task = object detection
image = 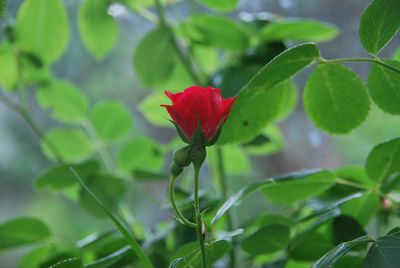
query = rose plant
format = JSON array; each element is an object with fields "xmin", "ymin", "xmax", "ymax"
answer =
[
  {"xmin": 0, "ymin": 0, "xmax": 400, "ymax": 267},
  {"xmin": 162, "ymin": 86, "xmax": 236, "ymax": 267},
  {"xmin": 162, "ymin": 86, "xmax": 236, "ymax": 146}
]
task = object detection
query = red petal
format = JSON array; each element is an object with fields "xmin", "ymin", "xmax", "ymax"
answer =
[
  {"xmin": 161, "ymin": 105, "xmax": 193, "ymax": 139},
  {"xmin": 203, "ymin": 87, "xmax": 224, "ymax": 140},
  {"xmin": 221, "ymin": 96, "xmax": 236, "ymax": 122},
  {"xmin": 161, "ymin": 104, "xmax": 180, "ymax": 123},
  {"xmin": 162, "ymin": 86, "xmax": 236, "ymax": 143},
  {"xmin": 165, "ymin": 90, "xmax": 183, "ymax": 104}
]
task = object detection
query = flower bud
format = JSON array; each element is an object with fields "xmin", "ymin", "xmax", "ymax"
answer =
[
  {"xmin": 161, "ymin": 86, "xmax": 236, "ymax": 146},
  {"xmin": 170, "ymin": 163, "xmax": 183, "ymax": 177},
  {"xmin": 382, "ymin": 197, "xmax": 392, "ymax": 210},
  {"xmin": 191, "ymin": 146, "xmax": 206, "ymax": 169},
  {"xmin": 173, "ymin": 146, "xmax": 192, "ymax": 167}
]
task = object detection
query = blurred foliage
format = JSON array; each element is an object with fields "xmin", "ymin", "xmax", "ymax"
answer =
[{"xmin": 0, "ymin": 0, "xmax": 400, "ymax": 267}]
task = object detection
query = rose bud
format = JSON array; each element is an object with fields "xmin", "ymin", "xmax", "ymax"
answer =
[
  {"xmin": 161, "ymin": 86, "xmax": 236, "ymax": 146},
  {"xmin": 173, "ymin": 146, "xmax": 192, "ymax": 167},
  {"xmin": 381, "ymin": 197, "xmax": 392, "ymax": 210},
  {"xmin": 170, "ymin": 162, "xmax": 183, "ymax": 177}
]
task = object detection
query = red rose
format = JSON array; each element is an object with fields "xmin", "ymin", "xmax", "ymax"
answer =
[{"xmin": 161, "ymin": 86, "xmax": 236, "ymax": 145}]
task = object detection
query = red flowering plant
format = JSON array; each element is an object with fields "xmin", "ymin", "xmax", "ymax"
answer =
[
  {"xmin": 162, "ymin": 86, "xmax": 235, "ymax": 176},
  {"xmin": 161, "ymin": 85, "xmax": 236, "ymax": 265},
  {"xmin": 3, "ymin": 0, "xmax": 400, "ymax": 268},
  {"xmin": 162, "ymin": 86, "xmax": 236, "ymax": 147}
]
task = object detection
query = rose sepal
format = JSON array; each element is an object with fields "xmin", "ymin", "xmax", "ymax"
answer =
[
  {"xmin": 191, "ymin": 121, "xmax": 206, "ymax": 146},
  {"xmin": 169, "ymin": 119, "xmax": 191, "ymax": 144},
  {"xmin": 205, "ymin": 122, "xmax": 223, "ymax": 146}
]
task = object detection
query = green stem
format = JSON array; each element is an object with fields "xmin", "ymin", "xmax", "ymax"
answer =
[
  {"xmin": 15, "ymin": 52, "xmax": 28, "ymax": 111},
  {"xmin": 70, "ymin": 168, "xmax": 154, "ymax": 268},
  {"xmin": 18, "ymin": 86, "xmax": 28, "ymax": 110},
  {"xmin": 335, "ymin": 178, "xmax": 399, "ymax": 205},
  {"xmin": 154, "ymin": 0, "xmax": 203, "ymax": 85},
  {"xmin": 169, "ymin": 174, "xmax": 197, "ymax": 228},
  {"xmin": 215, "ymin": 147, "xmax": 236, "ymax": 268},
  {"xmin": 82, "ymin": 121, "xmax": 116, "ymax": 173},
  {"xmin": 131, "ymin": 6, "xmax": 158, "ymax": 24},
  {"xmin": 318, "ymin": 57, "xmax": 400, "ymax": 74},
  {"xmin": 335, "ymin": 178, "xmax": 371, "ymax": 191},
  {"xmin": 194, "ymin": 166, "xmax": 207, "ymax": 268},
  {"xmin": 0, "ymin": 45, "xmax": 64, "ymax": 163},
  {"xmin": 0, "ymin": 93, "xmax": 63, "ymax": 163}
]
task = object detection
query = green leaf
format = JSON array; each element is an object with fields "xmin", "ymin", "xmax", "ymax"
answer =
[
  {"xmin": 50, "ymin": 258, "xmax": 83, "ymax": 268},
  {"xmin": 334, "ymin": 166, "xmax": 374, "ymax": 187},
  {"xmin": 341, "ymin": 192, "xmax": 380, "ymax": 226},
  {"xmin": 205, "ymin": 240, "xmax": 231, "ymax": 265},
  {"xmin": 20, "ymin": 53, "xmax": 52, "ymax": 86},
  {"xmin": 260, "ymin": 19, "xmax": 339, "ymax": 42},
  {"xmin": 15, "ymin": 0, "xmax": 70, "ymax": 64},
  {"xmin": 86, "ymin": 237, "xmax": 135, "ymax": 267},
  {"xmin": 70, "ymin": 168, "xmax": 153, "ymax": 268},
  {"xmin": 364, "ymin": 229, "xmax": 400, "ymax": 268},
  {"xmin": 169, "ymin": 258, "xmax": 185, "ymax": 268},
  {"xmin": 242, "ymin": 224, "xmax": 290, "ymax": 256},
  {"xmin": 289, "ymin": 232, "xmax": 333, "ymax": 261},
  {"xmin": 217, "ymin": 64, "xmax": 262, "ymax": 98},
  {"xmin": 394, "ymin": 48, "xmax": 400, "ymax": 61},
  {"xmin": 312, "ymin": 236, "xmax": 373, "ymax": 268},
  {"xmin": 85, "ymin": 245, "xmax": 130, "ymax": 268},
  {"xmin": 35, "ymin": 161, "xmax": 99, "ymax": 190},
  {"xmin": 170, "ymin": 239, "xmax": 230, "ymax": 267},
  {"xmin": 332, "ymin": 216, "xmax": 366, "ymax": 244},
  {"xmin": 192, "ymin": 45, "xmax": 218, "ymax": 75},
  {"xmin": 0, "ymin": 217, "xmax": 51, "ymax": 251},
  {"xmin": 154, "ymin": 61, "xmax": 195, "ymax": 92},
  {"xmin": 133, "ymin": 27, "xmax": 176, "ymax": 87},
  {"xmin": 181, "ymin": 15, "xmax": 250, "ymax": 51},
  {"xmin": 211, "ymin": 169, "xmax": 332, "ymax": 224},
  {"xmin": 79, "ymin": 174, "xmax": 126, "ymax": 217},
  {"xmin": 242, "ymin": 125, "xmax": 284, "ymax": 156},
  {"xmin": 368, "ymin": 60, "xmax": 400, "ymax": 114},
  {"xmin": 208, "ymin": 145, "xmax": 250, "ymax": 176},
  {"xmin": 275, "ymin": 79, "xmax": 298, "ymax": 121},
  {"xmin": 304, "ymin": 63, "xmax": 370, "ymax": 134},
  {"xmin": 262, "ymin": 170, "xmax": 336, "ymax": 204},
  {"xmin": 37, "ymin": 80, "xmax": 89, "ymax": 124},
  {"xmin": 299, "ymin": 192, "xmax": 363, "ymax": 222},
  {"xmin": 42, "ymin": 128, "xmax": 94, "ymax": 163},
  {"xmin": 220, "ymin": 43, "xmax": 319, "ymax": 143},
  {"xmin": 335, "ymin": 256, "xmax": 364, "ymax": 268},
  {"xmin": 76, "ymin": 230, "xmax": 116, "ymax": 250},
  {"xmin": 286, "ymin": 261, "xmax": 312, "ymax": 268},
  {"xmin": 359, "ymin": 0, "xmax": 400, "ymax": 54},
  {"xmin": 18, "ymin": 245, "xmax": 57, "ymax": 268},
  {"xmin": 138, "ymin": 92, "xmax": 171, "ymax": 127},
  {"xmin": 121, "ymin": 0, "xmax": 181, "ymax": 9},
  {"xmin": 0, "ymin": 0, "xmax": 6, "ymax": 17},
  {"xmin": 365, "ymin": 138, "xmax": 400, "ymax": 183},
  {"xmin": 244, "ymin": 214, "xmax": 296, "ymax": 237},
  {"xmin": 132, "ymin": 169, "xmax": 168, "ymax": 181},
  {"xmin": 219, "ymin": 74, "xmax": 294, "ymax": 143},
  {"xmin": 0, "ymin": 42, "xmax": 18, "ymax": 91},
  {"xmin": 117, "ymin": 137, "xmax": 164, "ymax": 173},
  {"xmin": 381, "ymin": 172, "xmax": 400, "ymax": 193},
  {"xmin": 91, "ymin": 100, "xmax": 133, "ymax": 140},
  {"xmin": 170, "ymin": 242, "xmax": 198, "ymax": 264},
  {"xmin": 38, "ymin": 252, "xmax": 79, "ymax": 268},
  {"xmin": 78, "ymin": 0, "xmax": 117, "ymax": 59},
  {"xmin": 197, "ymin": 0, "xmax": 238, "ymax": 12}
]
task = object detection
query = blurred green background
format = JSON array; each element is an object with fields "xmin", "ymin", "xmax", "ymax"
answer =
[{"xmin": 0, "ymin": 0, "xmax": 399, "ymax": 266}]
